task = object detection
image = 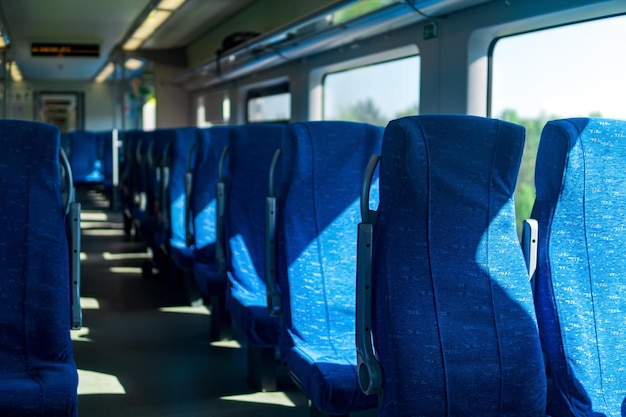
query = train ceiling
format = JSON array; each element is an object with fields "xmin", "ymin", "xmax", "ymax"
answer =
[
  {"xmin": 0, "ymin": 0, "xmax": 253, "ymax": 81},
  {"xmin": 0, "ymin": 0, "xmax": 494, "ymax": 83}
]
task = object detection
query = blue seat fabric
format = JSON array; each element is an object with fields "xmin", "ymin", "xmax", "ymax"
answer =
[
  {"xmin": 0, "ymin": 120, "xmax": 78, "ymax": 416},
  {"xmin": 225, "ymin": 124, "xmax": 285, "ymax": 347},
  {"xmin": 372, "ymin": 115, "xmax": 547, "ymax": 416},
  {"xmin": 67, "ymin": 130, "xmax": 104, "ymax": 184},
  {"xmin": 138, "ymin": 130, "xmax": 171, "ymax": 257},
  {"xmin": 168, "ymin": 127, "xmax": 198, "ymax": 272},
  {"xmin": 130, "ymin": 130, "xmax": 155, "ymax": 224},
  {"xmin": 192, "ymin": 126, "xmax": 230, "ymax": 296},
  {"xmin": 532, "ymin": 118, "xmax": 626, "ymax": 417},
  {"xmin": 119, "ymin": 130, "xmax": 141, "ymax": 209},
  {"xmin": 277, "ymin": 121, "xmax": 382, "ymax": 414},
  {"xmin": 95, "ymin": 131, "xmax": 113, "ymax": 188}
]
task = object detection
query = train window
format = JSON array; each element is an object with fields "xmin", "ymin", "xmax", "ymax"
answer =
[
  {"xmin": 322, "ymin": 55, "xmax": 419, "ymax": 126},
  {"xmin": 142, "ymin": 97, "xmax": 156, "ymax": 131},
  {"xmin": 246, "ymin": 84, "xmax": 291, "ymax": 123},
  {"xmin": 491, "ymin": 15, "xmax": 626, "ymax": 231},
  {"xmin": 196, "ymin": 92, "xmax": 230, "ymax": 127}
]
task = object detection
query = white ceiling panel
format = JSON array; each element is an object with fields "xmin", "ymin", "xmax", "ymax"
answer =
[{"xmin": 0, "ymin": 0, "xmax": 254, "ymax": 81}]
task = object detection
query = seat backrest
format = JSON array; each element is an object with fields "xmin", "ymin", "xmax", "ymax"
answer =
[
  {"xmin": 68, "ymin": 130, "xmax": 104, "ymax": 184},
  {"xmin": 147, "ymin": 129, "xmax": 171, "ymax": 216},
  {"xmin": 372, "ymin": 115, "xmax": 546, "ymax": 416},
  {"xmin": 276, "ymin": 120, "xmax": 383, "ymax": 414},
  {"xmin": 532, "ymin": 118, "xmax": 626, "ymax": 417},
  {"xmin": 167, "ymin": 127, "xmax": 198, "ymax": 257},
  {"xmin": 192, "ymin": 126, "xmax": 231, "ymax": 294},
  {"xmin": 95, "ymin": 130, "xmax": 114, "ymax": 186},
  {"xmin": 0, "ymin": 120, "xmax": 78, "ymax": 414},
  {"xmin": 224, "ymin": 123, "xmax": 285, "ymax": 346},
  {"xmin": 278, "ymin": 120, "xmax": 383, "ymax": 351},
  {"xmin": 119, "ymin": 129, "xmax": 139, "ymax": 202},
  {"xmin": 133, "ymin": 130, "xmax": 155, "ymax": 214}
]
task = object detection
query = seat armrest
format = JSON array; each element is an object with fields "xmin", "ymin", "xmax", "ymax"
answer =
[
  {"xmin": 521, "ymin": 218, "xmax": 538, "ymax": 285},
  {"xmin": 356, "ymin": 155, "xmax": 382, "ymax": 395},
  {"xmin": 185, "ymin": 142, "xmax": 196, "ymax": 247},
  {"xmin": 68, "ymin": 202, "xmax": 82, "ymax": 330},
  {"xmin": 215, "ymin": 146, "xmax": 229, "ymax": 273},
  {"xmin": 265, "ymin": 149, "xmax": 282, "ymax": 317}
]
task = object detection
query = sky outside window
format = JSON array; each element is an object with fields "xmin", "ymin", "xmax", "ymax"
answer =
[
  {"xmin": 492, "ymin": 14, "xmax": 626, "ymax": 232},
  {"xmin": 323, "ymin": 55, "xmax": 420, "ymax": 126}
]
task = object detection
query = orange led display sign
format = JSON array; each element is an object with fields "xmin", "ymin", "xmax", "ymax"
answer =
[{"xmin": 31, "ymin": 43, "xmax": 99, "ymax": 57}]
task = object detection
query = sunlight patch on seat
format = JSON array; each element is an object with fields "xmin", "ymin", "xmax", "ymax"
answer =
[
  {"xmin": 109, "ymin": 266, "xmax": 143, "ymax": 275},
  {"xmin": 71, "ymin": 327, "xmax": 92, "ymax": 342},
  {"xmin": 80, "ymin": 212, "xmax": 108, "ymax": 222},
  {"xmin": 210, "ymin": 340, "xmax": 242, "ymax": 349},
  {"xmin": 159, "ymin": 306, "xmax": 210, "ymax": 315},
  {"xmin": 78, "ymin": 369, "xmax": 126, "ymax": 395},
  {"xmin": 83, "ymin": 229, "xmax": 126, "ymax": 237},
  {"xmin": 81, "ymin": 297, "xmax": 100, "ymax": 309},
  {"xmin": 103, "ymin": 251, "xmax": 152, "ymax": 261},
  {"xmin": 220, "ymin": 392, "xmax": 296, "ymax": 407}
]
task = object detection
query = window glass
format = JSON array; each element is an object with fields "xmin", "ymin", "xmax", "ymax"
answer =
[
  {"xmin": 197, "ymin": 94, "xmax": 230, "ymax": 127},
  {"xmin": 491, "ymin": 15, "xmax": 626, "ymax": 232},
  {"xmin": 323, "ymin": 55, "xmax": 420, "ymax": 126},
  {"xmin": 247, "ymin": 92, "xmax": 291, "ymax": 122},
  {"xmin": 142, "ymin": 96, "xmax": 156, "ymax": 131}
]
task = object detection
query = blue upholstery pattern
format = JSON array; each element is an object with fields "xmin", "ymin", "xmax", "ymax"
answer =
[
  {"xmin": 67, "ymin": 130, "xmax": 104, "ymax": 184},
  {"xmin": 372, "ymin": 115, "xmax": 547, "ymax": 416},
  {"xmin": 532, "ymin": 118, "xmax": 626, "ymax": 417},
  {"xmin": 277, "ymin": 121, "xmax": 382, "ymax": 414},
  {"xmin": 95, "ymin": 131, "xmax": 114, "ymax": 188},
  {"xmin": 225, "ymin": 124, "xmax": 285, "ymax": 346},
  {"xmin": 168, "ymin": 127, "xmax": 198, "ymax": 271},
  {"xmin": 192, "ymin": 126, "xmax": 230, "ymax": 296},
  {"xmin": 0, "ymin": 120, "xmax": 78, "ymax": 415}
]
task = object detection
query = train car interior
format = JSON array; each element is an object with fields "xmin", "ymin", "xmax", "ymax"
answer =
[{"xmin": 0, "ymin": 0, "xmax": 625, "ymax": 416}]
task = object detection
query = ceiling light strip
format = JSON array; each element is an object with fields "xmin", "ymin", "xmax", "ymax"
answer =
[{"xmin": 122, "ymin": 0, "xmax": 186, "ymax": 51}]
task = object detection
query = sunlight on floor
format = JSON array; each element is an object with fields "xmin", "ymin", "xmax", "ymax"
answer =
[
  {"xmin": 78, "ymin": 369, "xmax": 126, "ymax": 395},
  {"xmin": 210, "ymin": 340, "xmax": 242, "ymax": 349},
  {"xmin": 159, "ymin": 306, "xmax": 210, "ymax": 315},
  {"xmin": 103, "ymin": 251, "xmax": 152, "ymax": 261},
  {"xmin": 83, "ymin": 229, "xmax": 126, "ymax": 237},
  {"xmin": 109, "ymin": 266, "xmax": 143, "ymax": 275},
  {"xmin": 81, "ymin": 221, "xmax": 124, "ymax": 229},
  {"xmin": 80, "ymin": 212, "xmax": 109, "ymax": 222},
  {"xmin": 81, "ymin": 297, "xmax": 101, "ymax": 309},
  {"xmin": 71, "ymin": 327, "xmax": 93, "ymax": 343},
  {"xmin": 220, "ymin": 392, "xmax": 296, "ymax": 407}
]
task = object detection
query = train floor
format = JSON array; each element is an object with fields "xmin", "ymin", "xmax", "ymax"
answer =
[{"xmin": 73, "ymin": 188, "xmax": 312, "ymax": 417}]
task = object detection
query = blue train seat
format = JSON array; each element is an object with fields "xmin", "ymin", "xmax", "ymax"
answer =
[
  {"xmin": 221, "ymin": 124, "xmax": 285, "ymax": 391},
  {"xmin": 530, "ymin": 118, "xmax": 626, "ymax": 417},
  {"xmin": 357, "ymin": 115, "xmax": 547, "ymax": 416},
  {"xmin": 0, "ymin": 120, "xmax": 80, "ymax": 416},
  {"xmin": 119, "ymin": 130, "xmax": 142, "ymax": 237},
  {"xmin": 168, "ymin": 127, "xmax": 198, "ymax": 273},
  {"xmin": 191, "ymin": 126, "xmax": 230, "ymax": 297},
  {"xmin": 272, "ymin": 121, "xmax": 383, "ymax": 415},
  {"xmin": 60, "ymin": 132, "xmax": 71, "ymax": 156},
  {"xmin": 137, "ymin": 129, "xmax": 171, "ymax": 270},
  {"xmin": 129, "ymin": 130, "xmax": 154, "ymax": 232},
  {"xmin": 95, "ymin": 130, "xmax": 115, "ymax": 202},
  {"xmin": 67, "ymin": 130, "xmax": 104, "ymax": 185},
  {"xmin": 188, "ymin": 126, "xmax": 232, "ymax": 339}
]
